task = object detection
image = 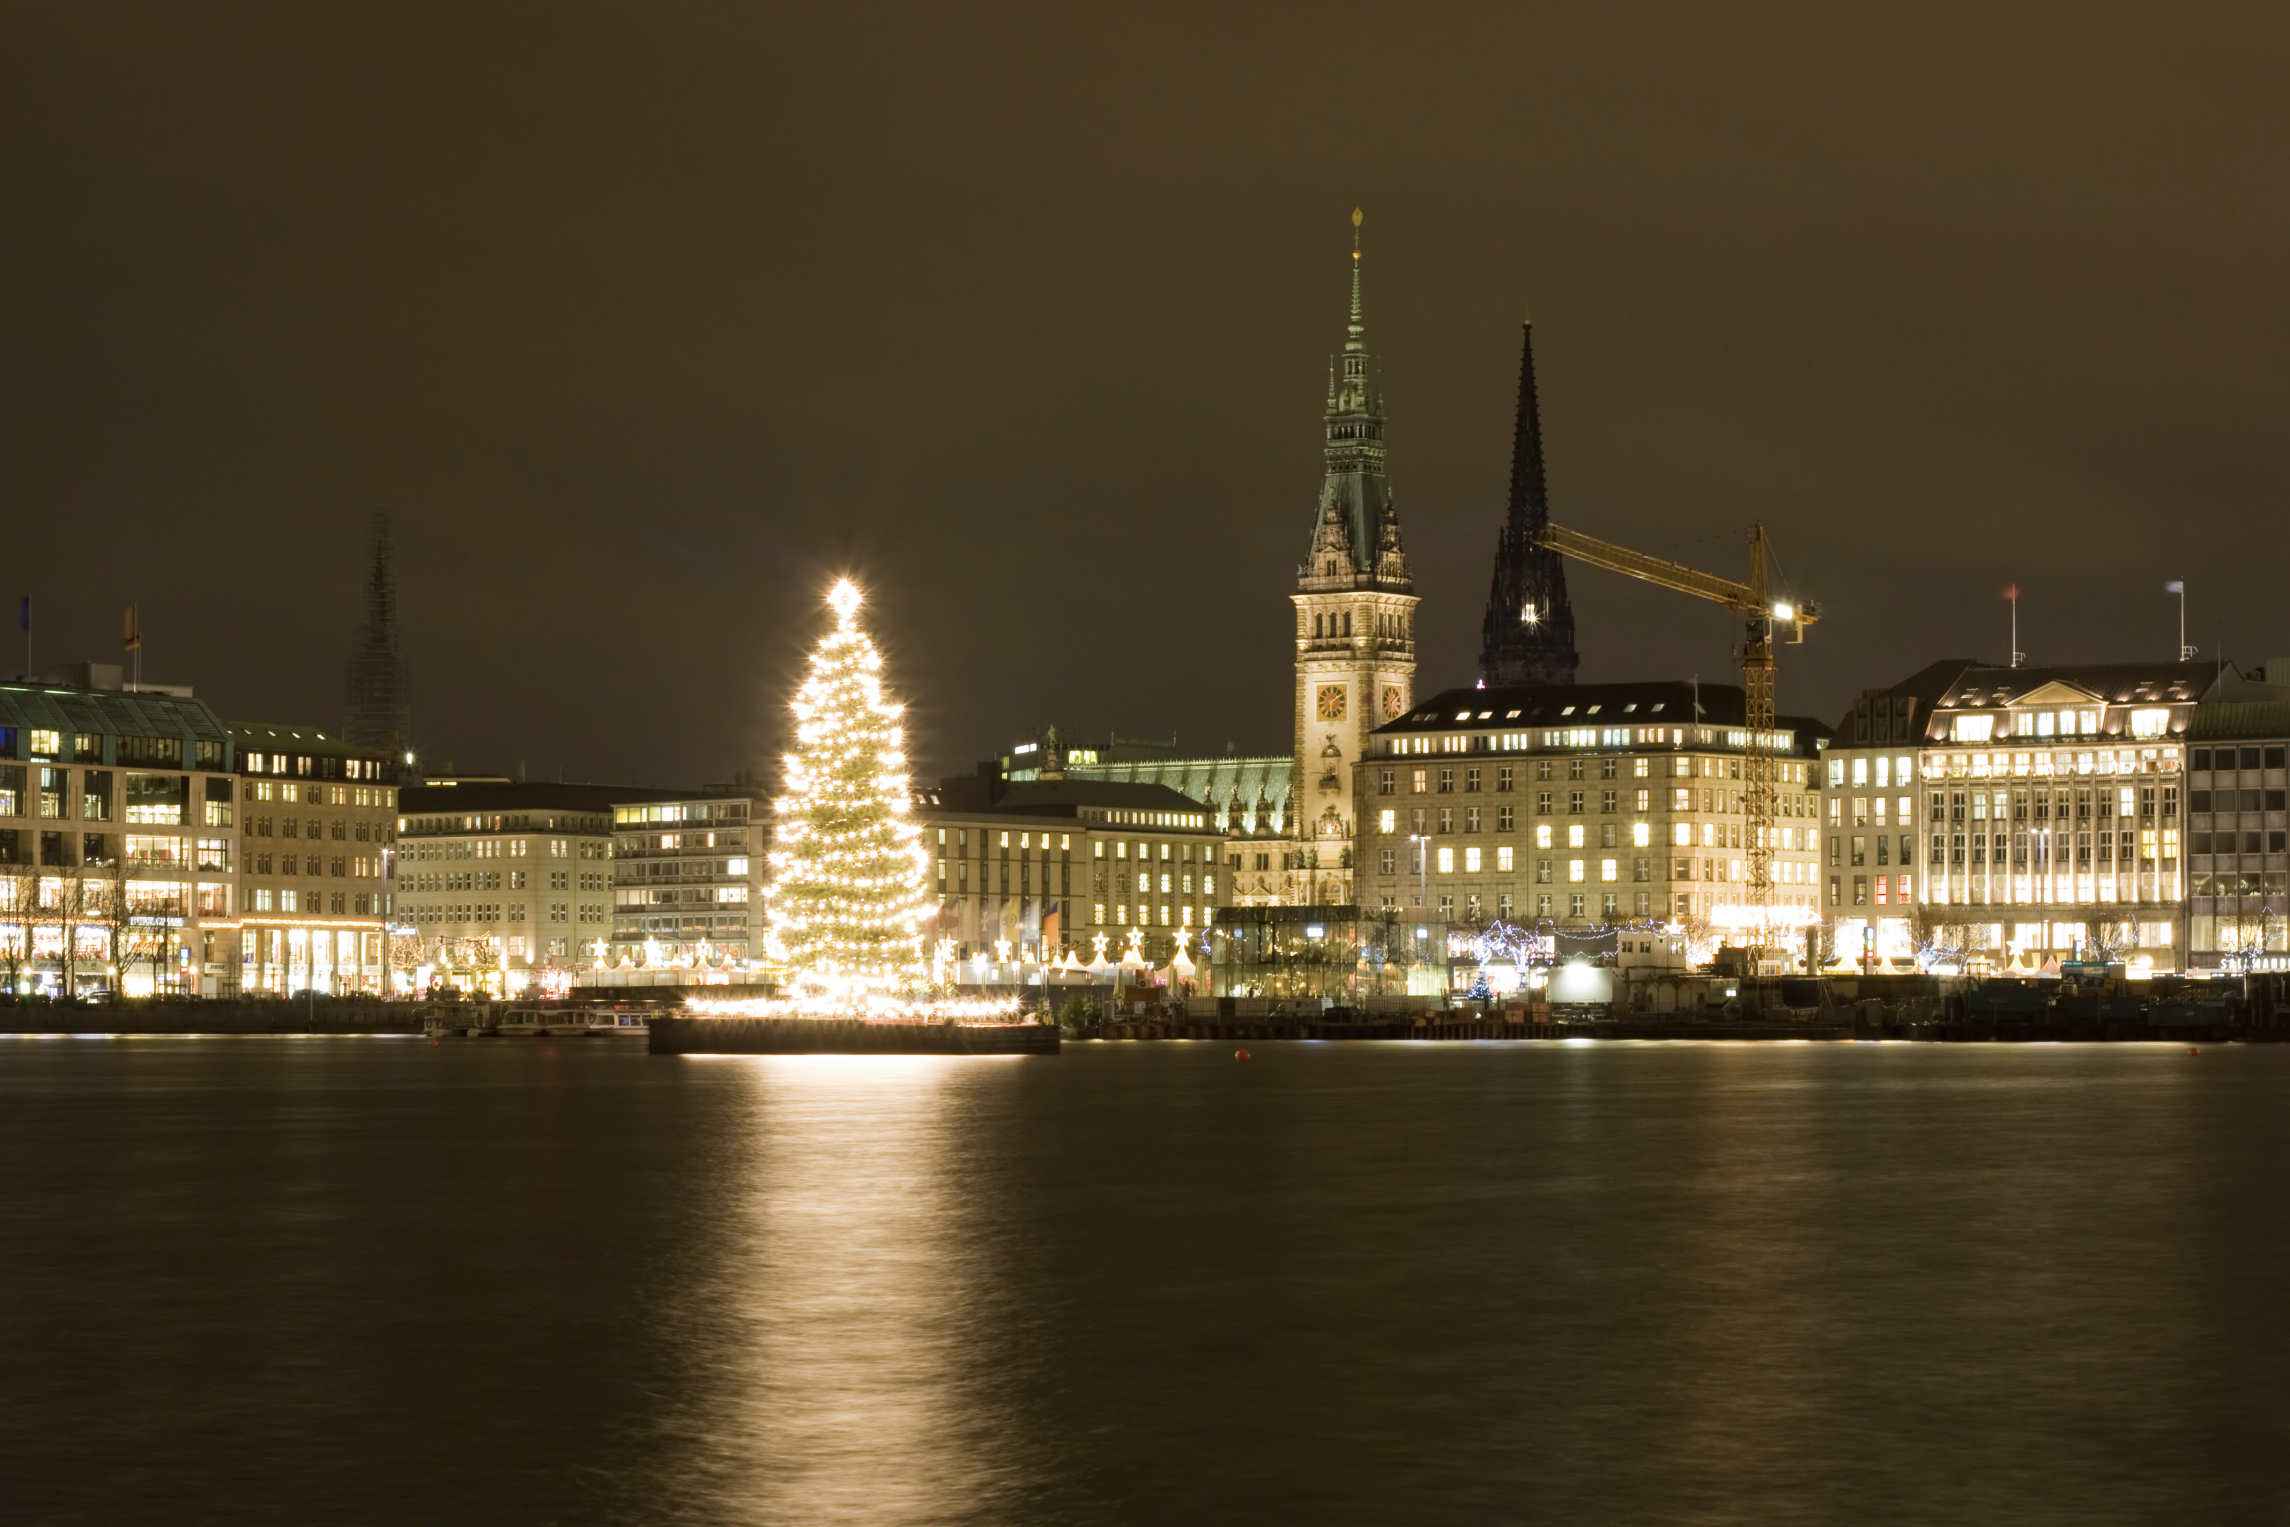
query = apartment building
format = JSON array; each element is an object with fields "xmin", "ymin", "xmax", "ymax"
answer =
[
  {"xmin": 230, "ymin": 722, "xmax": 399, "ymax": 995},
  {"xmin": 1821, "ymin": 661, "xmax": 2201, "ymax": 973},
  {"xmin": 2184, "ymin": 663, "xmax": 2290, "ymax": 971},
  {"xmin": 919, "ymin": 773, "xmax": 1225, "ymax": 968},
  {"xmin": 395, "ymin": 780, "xmax": 652, "ymax": 995},
  {"xmin": 0, "ymin": 677, "xmax": 398, "ymax": 996},
  {"xmin": 609, "ymin": 786, "xmax": 766, "ymax": 970},
  {"xmin": 1349, "ymin": 681, "xmax": 1829, "ymax": 957}
]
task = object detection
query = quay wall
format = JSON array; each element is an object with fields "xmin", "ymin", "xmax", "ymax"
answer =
[{"xmin": 0, "ymin": 1001, "xmax": 425, "ymax": 1036}]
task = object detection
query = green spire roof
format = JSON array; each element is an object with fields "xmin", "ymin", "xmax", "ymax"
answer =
[{"xmin": 1313, "ymin": 208, "xmax": 1396, "ymax": 575}]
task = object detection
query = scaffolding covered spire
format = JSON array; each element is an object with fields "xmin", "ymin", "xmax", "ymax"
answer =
[{"xmin": 345, "ymin": 507, "xmax": 412, "ymax": 763}]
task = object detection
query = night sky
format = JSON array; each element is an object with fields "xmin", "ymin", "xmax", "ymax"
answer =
[{"xmin": 5, "ymin": 6, "xmax": 2285, "ymax": 786}]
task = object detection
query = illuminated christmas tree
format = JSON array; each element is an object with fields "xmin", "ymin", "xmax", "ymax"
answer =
[{"xmin": 768, "ymin": 579, "xmax": 932, "ymax": 997}]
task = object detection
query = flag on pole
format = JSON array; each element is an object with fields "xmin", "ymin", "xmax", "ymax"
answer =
[
  {"xmin": 122, "ymin": 605, "xmax": 141, "ymax": 651},
  {"xmin": 2165, "ymin": 580, "xmax": 2185, "ymax": 594},
  {"xmin": 2003, "ymin": 584, "xmax": 2018, "ymax": 600},
  {"xmin": 16, "ymin": 596, "xmax": 26, "ymax": 633}
]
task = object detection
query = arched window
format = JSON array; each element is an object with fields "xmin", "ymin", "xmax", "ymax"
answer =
[
  {"xmin": 1342, "ymin": 611, "xmax": 1352, "ymax": 637},
  {"xmin": 1312, "ymin": 614, "xmax": 1323, "ymax": 637}
]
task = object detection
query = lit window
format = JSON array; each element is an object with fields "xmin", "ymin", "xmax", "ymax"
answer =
[
  {"xmin": 1497, "ymin": 846, "xmax": 1514, "ymax": 871},
  {"xmin": 1600, "ymin": 858, "xmax": 1617, "ymax": 882},
  {"xmin": 1568, "ymin": 859, "xmax": 1584, "ymax": 883},
  {"xmin": 1567, "ymin": 824, "xmax": 1584, "ymax": 848},
  {"xmin": 1535, "ymin": 824, "xmax": 1552, "ymax": 849},
  {"xmin": 2128, "ymin": 708, "xmax": 2169, "ymax": 738},
  {"xmin": 1631, "ymin": 822, "xmax": 1651, "ymax": 847},
  {"xmin": 1436, "ymin": 847, "xmax": 1454, "ymax": 874},
  {"xmin": 1378, "ymin": 809, "xmax": 1396, "ymax": 833},
  {"xmin": 1672, "ymin": 823, "xmax": 1691, "ymax": 847},
  {"xmin": 1952, "ymin": 715, "xmax": 1994, "ymax": 743}
]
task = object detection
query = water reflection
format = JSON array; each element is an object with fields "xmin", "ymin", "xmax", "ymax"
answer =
[{"xmin": 648, "ymin": 1055, "xmax": 1028, "ymax": 1525}]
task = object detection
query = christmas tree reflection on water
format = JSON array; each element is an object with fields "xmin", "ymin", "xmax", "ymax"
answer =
[{"xmin": 683, "ymin": 578, "xmax": 1018, "ymax": 1027}]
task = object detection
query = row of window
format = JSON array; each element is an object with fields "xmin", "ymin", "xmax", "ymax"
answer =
[
  {"xmin": 1091, "ymin": 902, "xmax": 1207, "ymax": 928},
  {"xmin": 406, "ymin": 902, "xmax": 608, "ymax": 925},
  {"xmin": 2191, "ymin": 747, "xmax": 2288, "ymax": 772},
  {"xmin": 1926, "ymin": 786, "xmax": 2176, "ymax": 822},
  {"xmin": 245, "ymin": 889, "xmax": 379, "ymax": 914},
  {"xmin": 1380, "ymin": 757, "xmax": 1811, "ymax": 794},
  {"xmin": 246, "ymin": 853, "xmax": 379, "ymax": 878},
  {"xmin": 1378, "ymin": 891, "xmax": 1660, "ymax": 922},
  {"xmin": 2191, "ymin": 831, "xmax": 2290, "ymax": 855},
  {"xmin": 243, "ymin": 816, "xmax": 384, "ymax": 841},
  {"xmin": 626, "ymin": 858, "xmax": 751, "ymax": 880},
  {"xmin": 2193, "ymin": 871, "xmax": 2290, "ymax": 897},
  {"xmin": 2190, "ymin": 789, "xmax": 2289, "ymax": 813},
  {"xmin": 1932, "ymin": 830, "xmax": 2169, "ymax": 863},
  {"xmin": 616, "ymin": 887, "xmax": 750, "ymax": 906}
]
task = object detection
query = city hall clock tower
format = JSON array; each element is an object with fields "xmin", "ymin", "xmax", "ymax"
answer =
[{"xmin": 1290, "ymin": 210, "xmax": 1417, "ymax": 905}]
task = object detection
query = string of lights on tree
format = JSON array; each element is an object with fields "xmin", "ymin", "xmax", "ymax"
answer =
[{"xmin": 765, "ymin": 579, "xmax": 936, "ymax": 998}]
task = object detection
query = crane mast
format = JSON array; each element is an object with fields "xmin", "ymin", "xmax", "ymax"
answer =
[{"xmin": 1530, "ymin": 522, "xmax": 1816, "ymax": 960}]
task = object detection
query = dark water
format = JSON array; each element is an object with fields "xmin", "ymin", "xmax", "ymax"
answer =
[{"xmin": 3, "ymin": 1038, "xmax": 2286, "ymax": 1526}]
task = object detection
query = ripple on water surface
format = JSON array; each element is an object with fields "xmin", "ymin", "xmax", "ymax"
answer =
[{"xmin": 0, "ymin": 1037, "xmax": 2283, "ymax": 1526}]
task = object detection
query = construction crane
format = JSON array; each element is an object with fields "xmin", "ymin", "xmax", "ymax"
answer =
[{"xmin": 1530, "ymin": 521, "xmax": 1818, "ymax": 955}]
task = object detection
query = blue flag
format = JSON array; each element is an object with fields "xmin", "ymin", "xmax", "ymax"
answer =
[{"xmin": 16, "ymin": 596, "xmax": 25, "ymax": 632}]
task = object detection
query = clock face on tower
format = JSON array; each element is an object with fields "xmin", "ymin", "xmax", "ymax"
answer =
[
  {"xmin": 1317, "ymin": 684, "xmax": 1347, "ymax": 721},
  {"xmin": 1382, "ymin": 686, "xmax": 1403, "ymax": 719}
]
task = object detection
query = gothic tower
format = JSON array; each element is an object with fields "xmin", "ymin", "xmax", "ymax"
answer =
[
  {"xmin": 1477, "ymin": 320, "xmax": 1580, "ymax": 686},
  {"xmin": 1290, "ymin": 210, "xmax": 1418, "ymax": 903},
  {"xmin": 345, "ymin": 507, "xmax": 412, "ymax": 763}
]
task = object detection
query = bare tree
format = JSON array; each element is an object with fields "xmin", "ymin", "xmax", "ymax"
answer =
[
  {"xmin": 52, "ymin": 869, "xmax": 90, "ymax": 997},
  {"xmin": 2083, "ymin": 916, "xmax": 2141, "ymax": 965},
  {"xmin": 386, "ymin": 926, "xmax": 425, "ymax": 997},
  {"xmin": 1914, "ymin": 912, "xmax": 1979, "ymax": 970},
  {"xmin": 0, "ymin": 856, "xmax": 33, "ymax": 997},
  {"xmin": 95, "ymin": 854, "xmax": 139, "ymax": 998},
  {"xmin": 2211, "ymin": 904, "xmax": 2279, "ymax": 975}
]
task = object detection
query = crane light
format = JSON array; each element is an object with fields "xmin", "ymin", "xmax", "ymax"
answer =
[{"xmin": 1771, "ymin": 601, "xmax": 1794, "ymax": 621}]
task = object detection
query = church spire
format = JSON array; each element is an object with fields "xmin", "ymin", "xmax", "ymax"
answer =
[
  {"xmin": 1478, "ymin": 318, "xmax": 1579, "ymax": 685},
  {"xmin": 1306, "ymin": 209, "xmax": 1403, "ymax": 585}
]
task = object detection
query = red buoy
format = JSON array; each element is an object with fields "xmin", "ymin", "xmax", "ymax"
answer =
[
  {"xmin": 1235, "ymin": 1049, "xmax": 1251, "ymax": 1062},
  {"xmin": 2189, "ymin": 1047, "xmax": 2199, "ymax": 1056}
]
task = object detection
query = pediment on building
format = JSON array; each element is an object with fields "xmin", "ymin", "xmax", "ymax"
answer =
[{"xmin": 2008, "ymin": 680, "xmax": 2104, "ymax": 707}]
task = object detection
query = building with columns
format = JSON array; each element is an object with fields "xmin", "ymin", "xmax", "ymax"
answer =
[{"xmin": 1819, "ymin": 660, "xmax": 2201, "ymax": 972}]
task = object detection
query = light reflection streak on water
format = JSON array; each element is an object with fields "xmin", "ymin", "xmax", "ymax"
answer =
[{"xmin": 670, "ymin": 1055, "xmax": 1015, "ymax": 1525}]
